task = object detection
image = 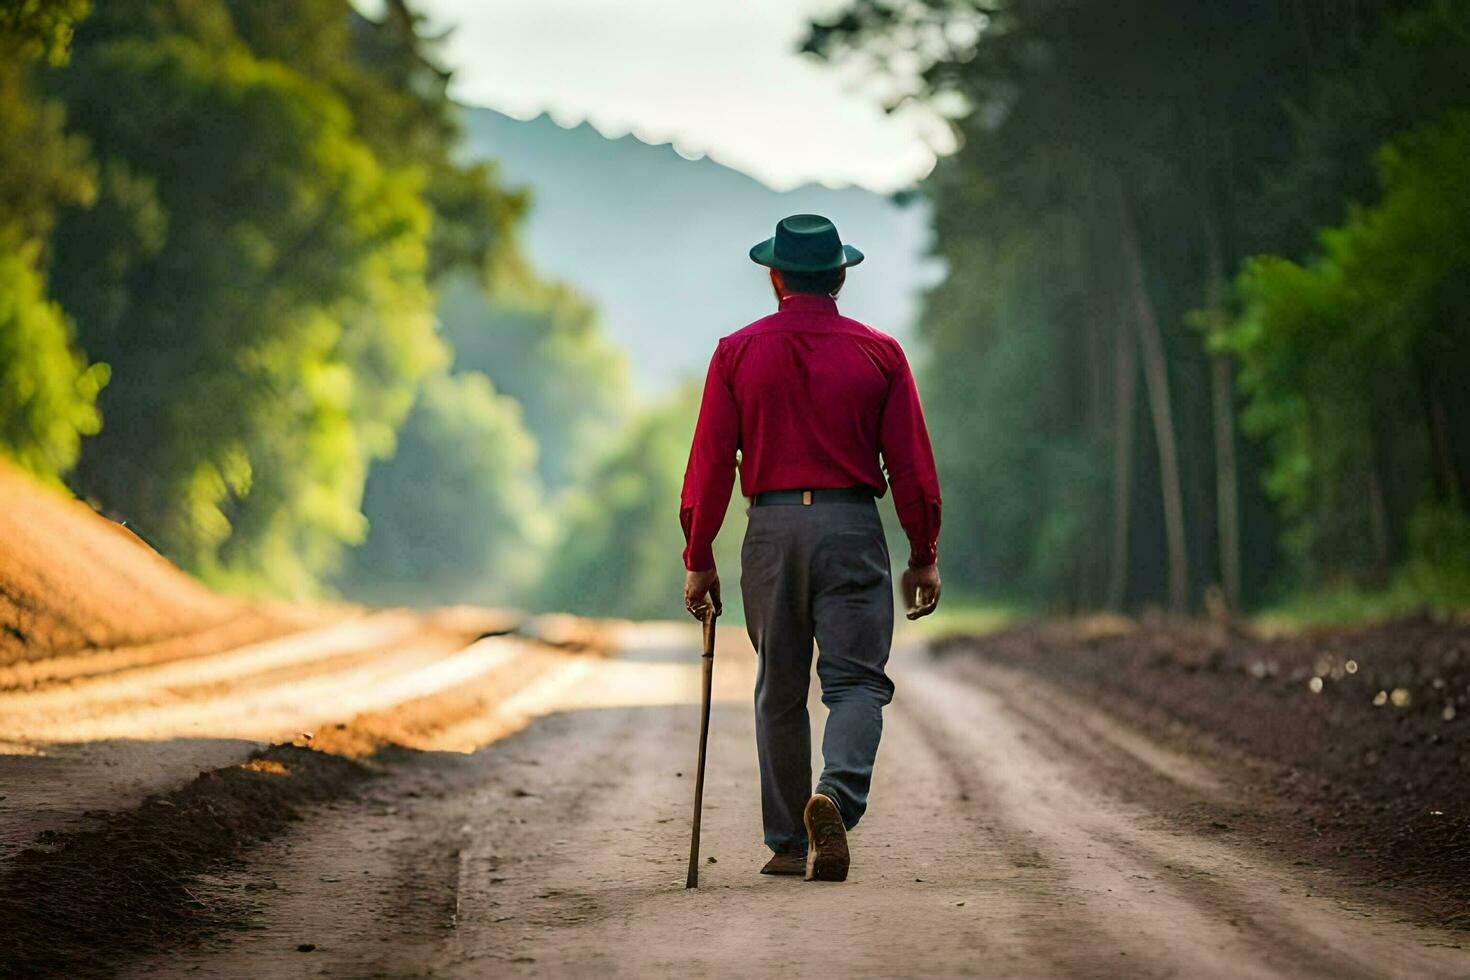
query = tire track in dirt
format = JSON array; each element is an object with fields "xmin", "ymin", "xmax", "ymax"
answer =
[
  {"xmin": 883, "ymin": 690, "xmax": 1155, "ymax": 976},
  {"xmin": 0, "ymin": 744, "xmax": 373, "ymax": 979},
  {"xmin": 429, "ymin": 642, "xmax": 1088, "ymax": 978},
  {"xmin": 45, "ymin": 627, "xmax": 1470, "ymax": 978},
  {"xmin": 902, "ymin": 658, "xmax": 1470, "ymax": 977},
  {"xmin": 1, "ymin": 626, "xmax": 643, "ymax": 977},
  {"xmin": 0, "ymin": 616, "xmax": 625, "ymax": 915}
]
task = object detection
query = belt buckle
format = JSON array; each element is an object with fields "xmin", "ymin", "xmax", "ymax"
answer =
[{"xmin": 802, "ymin": 490, "xmax": 812, "ymax": 506}]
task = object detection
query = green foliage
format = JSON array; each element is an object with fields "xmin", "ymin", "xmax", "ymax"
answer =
[
  {"xmin": 224, "ymin": 0, "xmax": 528, "ymax": 284},
  {"xmin": 1401, "ymin": 504, "xmax": 1470, "ymax": 603},
  {"xmin": 807, "ymin": 0, "xmax": 1470, "ymax": 614},
  {"xmin": 0, "ymin": 0, "xmax": 634, "ymax": 602},
  {"xmin": 0, "ymin": 48, "xmax": 93, "ymax": 245},
  {"xmin": 0, "ymin": 0, "xmax": 103, "ymax": 484},
  {"xmin": 42, "ymin": 2, "xmax": 444, "ymax": 594},
  {"xmin": 919, "ymin": 215, "xmax": 1107, "ymax": 603},
  {"xmin": 1220, "ymin": 109, "xmax": 1470, "ymax": 585},
  {"xmin": 0, "ymin": 233, "xmax": 108, "ymax": 482},
  {"xmin": 1257, "ymin": 505, "xmax": 1470, "ymax": 627},
  {"xmin": 1249, "ymin": 0, "xmax": 1470, "ymax": 259},
  {"xmin": 436, "ymin": 273, "xmax": 628, "ymax": 490},
  {"xmin": 1255, "ymin": 579, "xmax": 1470, "ymax": 630},
  {"xmin": 0, "ymin": 0, "xmax": 91, "ymax": 65},
  {"xmin": 533, "ymin": 391, "xmax": 693, "ymax": 620},
  {"xmin": 532, "ymin": 386, "xmax": 744, "ymax": 621},
  {"xmin": 342, "ymin": 370, "xmax": 547, "ymax": 605}
]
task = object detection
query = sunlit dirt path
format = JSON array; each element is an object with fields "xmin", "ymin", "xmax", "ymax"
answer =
[
  {"xmin": 118, "ymin": 624, "xmax": 1470, "ymax": 979},
  {"xmin": 0, "ymin": 612, "xmax": 716, "ymax": 856}
]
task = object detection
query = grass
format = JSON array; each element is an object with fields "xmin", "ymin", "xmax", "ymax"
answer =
[
  {"xmin": 1253, "ymin": 565, "xmax": 1470, "ymax": 633},
  {"xmin": 910, "ymin": 577, "xmax": 1469, "ymax": 638},
  {"xmin": 910, "ymin": 600, "xmax": 1024, "ymax": 637}
]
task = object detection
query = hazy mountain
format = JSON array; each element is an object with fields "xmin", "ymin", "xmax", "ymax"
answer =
[{"xmin": 459, "ymin": 107, "xmax": 940, "ymax": 391}]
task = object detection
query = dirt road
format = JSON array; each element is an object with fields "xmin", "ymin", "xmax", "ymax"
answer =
[{"xmin": 113, "ymin": 624, "xmax": 1469, "ymax": 979}]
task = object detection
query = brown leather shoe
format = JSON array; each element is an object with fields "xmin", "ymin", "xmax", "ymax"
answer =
[
  {"xmin": 803, "ymin": 793, "xmax": 849, "ymax": 882},
  {"xmin": 760, "ymin": 852, "xmax": 806, "ymax": 876}
]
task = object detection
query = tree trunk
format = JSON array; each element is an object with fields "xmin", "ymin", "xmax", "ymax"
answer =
[
  {"xmin": 1106, "ymin": 295, "xmax": 1137, "ymax": 611},
  {"xmin": 1075, "ymin": 194, "xmax": 1117, "ymax": 610},
  {"xmin": 1429, "ymin": 392, "xmax": 1462, "ymax": 504},
  {"xmin": 1117, "ymin": 184, "xmax": 1189, "ymax": 613},
  {"xmin": 1211, "ymin": 355, "xmax": 1241, "ymax": 608},
  {"xmin": 1199, "ymin": 193, "xmax": 1241, "ymax": 611},
  {"xmin": 1417, "ymin": 354, "xmax": 1464, "ymax": 506},
  {"xmin": 1365, "ymin": 464, "xmax": 1390, "ymax": 576}
]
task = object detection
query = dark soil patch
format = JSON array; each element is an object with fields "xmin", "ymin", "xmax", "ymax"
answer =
[
  {"xmin": 0, "ymin": 744, "xmax": 372, "ymax": 978},
  {"xmin": 934, "ymin": 613, "xmax": 1470, "ymax": 930}
]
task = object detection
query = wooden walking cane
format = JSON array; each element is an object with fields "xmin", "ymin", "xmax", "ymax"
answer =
[{"xmin": 685, "ymin": 608, "xmax": 718, "ymax": 888}]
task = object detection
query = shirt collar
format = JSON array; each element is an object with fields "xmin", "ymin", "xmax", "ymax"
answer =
[{"xmin": 777, "ymin": 292, "xmax": 838, "ymax": 314}]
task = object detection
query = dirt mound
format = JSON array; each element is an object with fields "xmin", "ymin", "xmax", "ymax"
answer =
[
  {"xmin": 936, "ymin": 613, "xmax": 1470, "ymax": 929},
  {"xmin": 0, "ymin": 461, "xmax": 305, "ymax": 678},
  {"xmin": 0, "ymin": 745, "xmax": 371, "ymax": 978}
]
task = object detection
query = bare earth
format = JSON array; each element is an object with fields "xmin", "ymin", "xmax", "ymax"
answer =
[
  {"xmin": 11, "ymin": 459, "xmax": 1463, "ymax": 976},
  {"xmin": 100, "ymin": 625, "xmax": 1468, "ymax": 979}
]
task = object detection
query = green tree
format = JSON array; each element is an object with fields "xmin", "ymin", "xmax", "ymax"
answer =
[
  {"xmin": 1219, "ymin": 109, "xmax": 1470, "ymax": 591},
  {"xmin": 224, "ymin": 0, "xmax": 528, "ymax": 285},
  {"xmin": 48, "ymin": 2, "xmax": 442, "ymax": 594},
  {"xmin": 436, "ymin": 273, "xmax": 628, "ymax": 490},
  {"xmin": 0, "ymin": 237, "xmax": 108, "ymax": 482},
  {"xmin": 0, "ymin": 0, "xmax": 90, "ymax": 66},
  {"xmin": 224, "ymin": 0, "xmax": 607, "ymax": 599},
  {"xmin": 342, "ymin": 370, "xmax": 547, "ymax": 605},
  {"xmin": 533, "ymin": 387, "xmax": 744, "ymax": 621},
  {"xmin": 805, "ymin": 0, "xmax": 1449, "ymax": 612},
  {"xmin": 5, "ymin": 0, "xmax": 632, "ymax": 605},
  {"xmin": 0, "ymin": 0, "xmax": 102, "ymax": 484}
]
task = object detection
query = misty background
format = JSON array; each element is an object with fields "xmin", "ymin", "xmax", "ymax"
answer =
[{"xmin": 460, "ymin": 107, "xmax": 940, "ymax": 389}]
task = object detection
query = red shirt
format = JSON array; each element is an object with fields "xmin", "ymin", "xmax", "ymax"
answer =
[{"xmin": 680, "ymin": 292, "xmax": 942, "ymax": 571}]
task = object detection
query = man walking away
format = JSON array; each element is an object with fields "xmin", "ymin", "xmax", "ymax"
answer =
[{"xmin": 679, "ymin": 214, "xmax": 942, "ymax": 882}]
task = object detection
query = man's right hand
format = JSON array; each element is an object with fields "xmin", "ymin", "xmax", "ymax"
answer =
[
  {"xmin": 901, "ymin": 563, "xmax": 941, "ymax": 620},
  {"xmin": 684, "ymin": 567, "xmax": 722, "ymax": 622}
]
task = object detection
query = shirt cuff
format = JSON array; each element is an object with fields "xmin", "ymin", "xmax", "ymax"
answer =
[
  {"xmin": 684, "ymin": 543, "xmax": 716, "ymax": 572},
  {"xmin": 907, "ymin": 543, "xmax": 937, "ymax": 568}
]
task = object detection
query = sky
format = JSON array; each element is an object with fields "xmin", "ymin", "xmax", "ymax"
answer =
[{"xmin": 363, "ymin": 0, "xmax": 945, "ymax": 193}]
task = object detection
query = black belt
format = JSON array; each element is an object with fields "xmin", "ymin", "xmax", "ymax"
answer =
[{"xmin": 751, "ymin": 486, "xmax": 877, "ymax": 507}]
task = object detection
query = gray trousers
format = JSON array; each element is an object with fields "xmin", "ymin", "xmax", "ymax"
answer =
[{"xmin": 740, "ymin": 498, "xmax": 895, "ymax": 855}]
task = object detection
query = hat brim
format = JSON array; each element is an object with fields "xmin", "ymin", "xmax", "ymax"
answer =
[{"xmin": 749, "ymin": 239, "xmax": 864, "ymax": 272}]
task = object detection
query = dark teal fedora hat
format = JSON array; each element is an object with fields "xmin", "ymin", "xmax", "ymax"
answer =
[{"xmin": 749, "ymin": 214, "xmax": 864, "ymax": 272}]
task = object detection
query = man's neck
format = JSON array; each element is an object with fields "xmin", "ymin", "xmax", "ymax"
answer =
[{"xmin": 777, "ymin": 292, "xmax": 838, "ymax": 312}]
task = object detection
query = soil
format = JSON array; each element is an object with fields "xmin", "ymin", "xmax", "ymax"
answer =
[
  {"xmin": 0, "ymin": 460, "xmax": 315, "ymax": 680},
  {"xmin": 0, "ymin": 745, "xmax": 370, "ymax": 978},
  {"xmin": 67, "ymin": 626, "xmax": 1470, "ymax": 979},
  {"xmin": 0, "ymin": 622, "xmax": 732, "ymax": 978},
  {"xmin": 6, "ymin": 466, "xmax": 1470, "ymax": 975},
  {"xmin": 0, "ymin": 462, "xmax": 520, "ymax": 857},
  {"xmin": 931, "ymin": 614, "xmax": 1470, "ymax": 930}
]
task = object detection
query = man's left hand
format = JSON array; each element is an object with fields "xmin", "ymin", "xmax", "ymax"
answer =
[
  {"xmin": 901, "ymin": 563, "xmax": 941, "ymax": 620},
  {"xmin": 684, "ymin": 568, "xmax": 722, "ymax": 621}
]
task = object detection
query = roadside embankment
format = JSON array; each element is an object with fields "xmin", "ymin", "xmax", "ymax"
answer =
[
  {"xmin": 0, "ymin": 459, "xmax": 580, "ymax": 976},
  {"xmin": 934, "ymin": 613, "xmax": 1470, "ymax": 929},
  {"xmin": 0, "ymin": 460, "xmax": 319, "ymax": 685}
]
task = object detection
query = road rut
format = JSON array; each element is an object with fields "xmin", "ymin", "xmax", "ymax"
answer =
[{"xmin": 125, "ymin": 625, "xmax": 1470, "ymax": 978}]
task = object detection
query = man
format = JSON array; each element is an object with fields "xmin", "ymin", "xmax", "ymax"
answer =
[{"xmin": 679, "ymin": 214, "xmax": 942, "ymax": 883}]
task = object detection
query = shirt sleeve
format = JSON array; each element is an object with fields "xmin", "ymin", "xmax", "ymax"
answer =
[
  {"xmin": 679, "ymin": 342, "xmax": 740, "ymax": 571},
  {"xmin": 878, "ymin": 343, "xmax": 942, "ymax": 567}
]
